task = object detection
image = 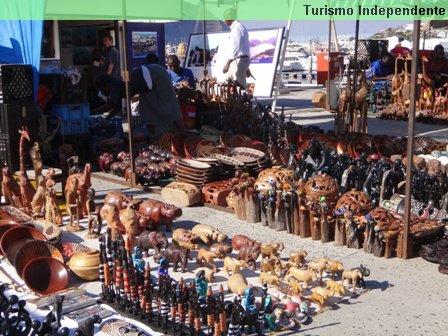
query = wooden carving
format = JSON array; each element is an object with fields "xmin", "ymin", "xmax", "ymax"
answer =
[{"xmin": 65, "ymin": 163, "xmax": 91, "ymax": 217}]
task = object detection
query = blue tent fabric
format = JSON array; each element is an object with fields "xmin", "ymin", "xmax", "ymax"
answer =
[{"xmin": 0, "ymin": 1, "xmax": 46, "ymax": 98}]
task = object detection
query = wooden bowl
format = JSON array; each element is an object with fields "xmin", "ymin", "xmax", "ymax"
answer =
[
  {"xmin": 0, "ymin": 226, "xmax": 46, "ymax": 256},
  {"xmin": 22, "ymin": 257, "xmax": 69, "ymax": 295},
  {"xmin": 0, "ymin": 224, "xmax": 20, "ymax": 256},
  {"xmin": 67, "ymin": 250, "xmax": 100, "ymax": 281},
  {"xmin": 13, "ymin": 240, "xmax": 64, "ymax": 278}
]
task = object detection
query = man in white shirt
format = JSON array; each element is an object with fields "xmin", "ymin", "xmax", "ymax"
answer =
[{"xmin": 223, "ymin": 8, "xmax": 250, "ymax": 88}]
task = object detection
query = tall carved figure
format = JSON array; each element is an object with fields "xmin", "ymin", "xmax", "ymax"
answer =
[
  {"xmin": 18, "ymin": 127, "xmax": 35, "ymax": 214},
  {"xmin": 1, "ymin": 167, "xmax": 23, "ymax": 208},
  {"xmin": 65, "ymin": 163, "xmax": 91, "ymax": 217}
]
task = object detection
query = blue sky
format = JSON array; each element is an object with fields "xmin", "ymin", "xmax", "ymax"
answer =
[{"xmin": 242, "ymin": 20, "xmax": 411, "ymax": 42}]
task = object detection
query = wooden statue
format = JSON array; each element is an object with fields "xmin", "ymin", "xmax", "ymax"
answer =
[
  {"xmin": 391, "ymin": 54, "xmax": 404, "ymax": 105},
  {"xmin": 29, "ymin": 142, "xmax": 43, "ymax": 179},
  {"xmin": 402, "ymin": 55, "xmax": 411, "ymax": 109},
  {"xmin": 85, "ymin": 188, "xmax": 102, "ymax": 239},
  {"xmin": 66, "ymin": 179, "xmax": 81, "ymax": 232},
  {"xmin": 31, "ymin": 175, "xmax": 46, "ymax": 217},
  {"xmin": 44, "ymin": 179, "xmax": 63, "ymax": 226},
  {"xmin": 1, "ymin": 167, "xmax": 23, "ymax": 208},
  {"xmin": 119, "ymin": 205, "xmax": 141, "ymax": 250},
  {"xmin": 65, "ymin": 163, "xmax": 91, "ymax": 217},
  {"xmin": 100, "ymin": 203, "xmax": 125, "ymax": 241},
  {"xmin": 18, "ymin": 127, "xmax": 35, "ymax": 214},
  {"xmin": 354, "ymin": 72, "xmax": 368, "ymax": 133}
]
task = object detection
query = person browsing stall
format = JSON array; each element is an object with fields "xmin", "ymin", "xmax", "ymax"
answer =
[
  {"xmin": 167, "ymin": 55, "xmax": 195, "ymax": 88},
  {"xmin": 427, "ymin": 44, "xmax": 448, "ymax": 88},
  {"xmin": 222, "ymin": 8, "xmax": 251, "ymax": 88},
  {"xmin": 134, "ymin": 55, "xmax": 184, "ymax": 137},
  {"xmin": 91, "ymin": 74, "xmax": 125, "ymax": 120},
  {"xmin": 103, "ymin": 33, "xmax": 121, "ymax": 78},
  {"xmin": 370, "ymin": 52, "xmax": 394, "ymax": 81}
]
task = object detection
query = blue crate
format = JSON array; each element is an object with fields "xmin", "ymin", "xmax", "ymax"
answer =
[
  {"xmin": 88, "ymin": 115, "xmax": 123, "ymax": 138},
  {"xmin": 50, "ymin": 103, "xmax": 90, "ymax": 135}
]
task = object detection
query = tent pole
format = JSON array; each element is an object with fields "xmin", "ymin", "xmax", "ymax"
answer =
[
  {"xmin": 271, "ymin": 0, "xmax": 295, "ymax": 113},
  {"xmin": 121, "ymin": 20, "xmax": 136, "ymax": 187},
  {"xmin": 402, "ymin": 20, "xmax": 421, "ymax": 259},
  {"xmin": 326, "ymin": 19, "xmax": 331, "ymax": 111},
  {"xmin": 348, "ymin": 19, "xmax": 360, "ymax": 132},
  {"xmin": 202, "ymin": 1, "xmax": 208, "ymax": 77}
]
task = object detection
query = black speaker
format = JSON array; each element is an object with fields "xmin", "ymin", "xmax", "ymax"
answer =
[{"xmin": 0, "ymin": 64, "xmax": 34, "ymax": 104}]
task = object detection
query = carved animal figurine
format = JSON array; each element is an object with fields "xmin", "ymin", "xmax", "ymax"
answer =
[
  {"xmin": 74, "ymin": 315, "xmax": 102, "ymax": 336},
  {"xmin": 210, "ymin": 242, "xmax": 233, "ymax": 256},
  {"xmin": 260, "ymin": 258, "xmax": 278, "ymax": 275},
  {"xmin": 354, "ymin": 72, "xmax": 368, "ymax": 132},
  {"xmin": 341, "ymin": 269, "xmax": 363, "ymax": 291},
  {"xmin": 227, "ymin": 273, "xmax": 250, "ymax": 296},
  {"xmin": 312, "ymin": 286, "xmax": 334, "ymax": 300},
  {"xmin": 223, "ymin": 256, "xmax": 248, "ymax": 276},
  {"xmin": 339, "ymin": 71, "xmax": 351, "ymax": 116},
  {"xmin": 104, "ymin": 191, "xmax": 133, "ymax": 210},
  {"xmin": 172, "ymin": 228, "xmax": 199, "ymax": 250},
  {"xmin": 308, "ymin": 258, "xmax": 329, "ymax": 281},
  {"xmin": 85, "ymin": 188, "xmax": 102, "ymax": 239},
  {"xmin": 31, "ymin": 175, "xmax": 46, "ymax": 217},
  {"xmin": 325, "ymin": 279, "xmax": 346, "ymax": 297},
  {"xmin": 231, "ymin": 234, "xmax": 260, "ymax": 251},
  {"xmin": 66, "ymin": 179, "xmax": 81, "ymax": 232},
  {"xmin": 310, "ymin": 292, "xmax": 328, "ymax": 310},
  {"xmin": 260, "ymin": 241, "xmax": 285, "ymax": 259},
  {"xmin": 44, "ymin": 184, "xmax": 63, "ymax": 226},
  {"xmin": 237, "ymin": 244, "xmax": 260, "ymax": 270},
  {"xmin": 98, "ymin": 152, "xmax": 115, "ymax": 172},
  {"xmin": 194, "ymin": 267, "xmax": 216, "ymax": 283},
  {"xmin": 196, "ymin": 248, "xmax": 223, "ymax": 272},
  {"xmin": 274, "ymin": 258, "xmax": 291, "ymax": 276},
  {"xmin": 119, "ymin": 205, "xmax": 141, "ymax": 250},
  {"xmin": 18, "ymin": 127, "xmax": 35, "ymax": 214},
  {"xmin": 324, "ymin": 259, "xmax": 344, "ymax": 278},
  {"xmin": 391, "ymin": 54, "xmax": 404, "ymax": 105},
  {"xmin": 162, "ymin": 242, "xmax": 190, "ymax": 273},
  {"xmin": 285, "ymin": 267, "xmax": 317, "ymax": 288},
  {"xmin": 137, "ymin": 230, "xmax": 168, "ymax": 260},
  {"xmin": 138, "ymin": 199, "xmax": 182, "ymax": 231},
  {"xmin": 288, "ymin": 279, "xmax": 303, "ymax": 295},
  {"xmin": 65, "ymin": 163, "xmax": 91, "ymax": 217},
  {"xmin": 258, "ymin": 272, "xmax": 281, "ymax": 287},
  {"xmin": 29, "ymin": 142, "xmax": 43, "ymax": 180},
  {"xmin": 289, "ymin": 250, "xmax": 308, "ymax": 269},
  {"xmin": 1, "ymin": 167, "xmax": 23, "ymax": 208},
  {"xmin": 100, "ymin": 203, "xmax": 125, "ymax": 241},
  {"xmin": 191, "ymin": 224, "xmax": 228, "ymax": 245}
]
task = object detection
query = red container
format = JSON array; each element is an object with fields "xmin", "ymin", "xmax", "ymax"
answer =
[
  {"xmin": 179, "ymin": 103, "xmax": 196, "ymax": 130},
  {"xmin": 316, "ymin": 52, "xmax": 344, "ymax": 85}
]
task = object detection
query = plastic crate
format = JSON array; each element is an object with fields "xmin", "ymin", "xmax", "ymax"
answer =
[
  {"xmin": 39, "ymin": 74, "xmax": 86, "ymax": 104},
  {"xmin": 0, "ymin": 136, "xmax": 26, "ymax": 172},
  {"xmin": 50, "ymin": 103, "xmax": 90, "ymax": 135},
  {"xmin": 0, "ymin": 102, "xmax": 37, "ymax": 139},
  {"xmin": 88, "ymin": 115, "xmax": 123, "ymax": 138},
  {"xmin": 0, "ymin": 64, "xmax": 34, "ymax": 104}
]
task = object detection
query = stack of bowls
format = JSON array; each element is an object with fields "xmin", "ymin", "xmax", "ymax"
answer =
[
  {"xmin": 0, "ymin": 225, "xmax": 68, "ymax": 295},
  {"xmin": 228, "ymin": 147, "xmax": 272, "ymax": 176},
  {"xmin": 175, "ymin": 158, "xmax": 219, "ymax": 188}
]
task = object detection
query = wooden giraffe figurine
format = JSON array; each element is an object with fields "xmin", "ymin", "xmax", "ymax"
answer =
[{"xmin": 18, "ymin": 127, "xmax": 35, "ymax": 214}]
